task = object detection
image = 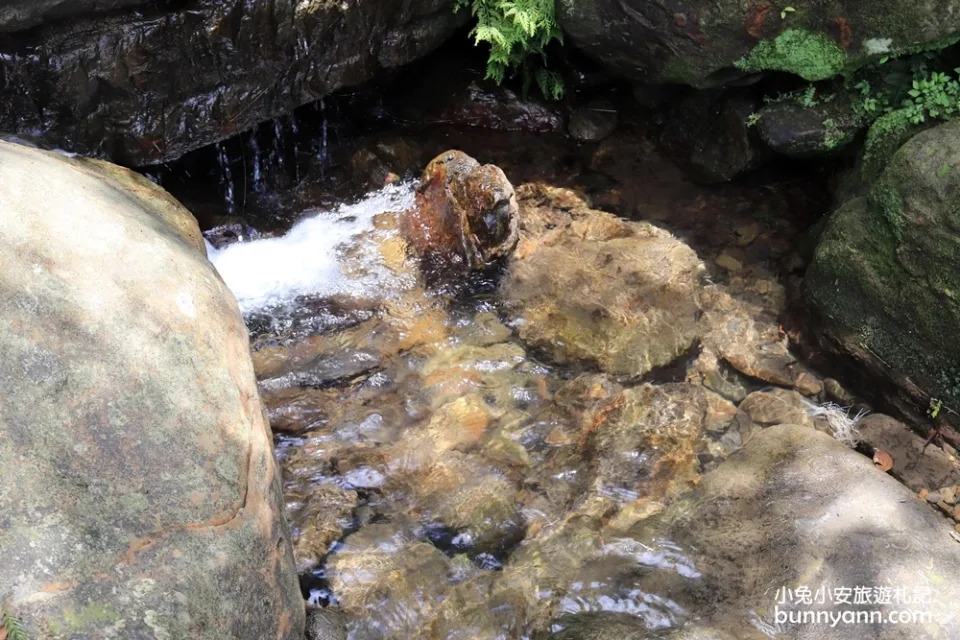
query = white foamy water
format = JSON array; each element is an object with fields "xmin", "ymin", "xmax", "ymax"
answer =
[{"xmin": 207, "ymin": 182, "xmax": 416, "ymax": 311}]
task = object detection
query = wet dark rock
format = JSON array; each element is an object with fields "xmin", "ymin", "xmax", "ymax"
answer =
[
  {"xmin": 557, "ymin": 0, "xmax": 960, "ymax": 87},
  {"xmin": 659, "ymin": 91, "xmax": 764, "ymax": 183},
  {"xmin": 0, "ymin": 0, "xmax": 147, "ymax": 31},
  {"xmin": 632, "ymin": 84, "xmax": 674, "ymax": 109},
  {"xmin": 435, "ymin": 80, "xmax": 565, "ymax": 133},
  {"xmin": 348, "ymin": 138, "xmax": 424, "ymax": 190},
  {"xmin": 568, "ymin": 99, "xmax": 619, "ymax": 142},
  {"xmin": 0, "ymin": 140, "xmax": 303, "ymax": 638},
  {"xmin": 404, "ymin": 150, "xmax": 519, "ymax": 273},
  {"xmin": 0, "ymin": 0, "xmax": 465, "ymax": 164},
  {"xmin": 756, "ymin": 99, "xmax": 863, "ymax": 158},
  {"xmin": 805, "ymin": 120, "xmax": 960, "ymax": 414}
]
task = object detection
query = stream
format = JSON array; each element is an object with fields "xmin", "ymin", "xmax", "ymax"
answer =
[
  {"xmin": 143, "ymin": 45, "xmax": 886, "ymax": 637},
  {"xmin": 183, "ymin": 94, "xmax": 840, "ymax": 638}
]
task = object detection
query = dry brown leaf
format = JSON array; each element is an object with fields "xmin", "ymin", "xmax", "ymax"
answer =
[{"xmin": 873, "ymin": 449, "xmax": 894, "ymax": 472}]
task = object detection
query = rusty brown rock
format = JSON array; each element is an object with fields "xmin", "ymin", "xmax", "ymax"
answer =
[{"xmin": 403, "ymin": 150, "xmax": 519, "ymax": 273}]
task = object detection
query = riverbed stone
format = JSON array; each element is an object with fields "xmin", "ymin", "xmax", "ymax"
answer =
[
  {"xmin": 0, "ymin": 0, "xmax": 465, "ymax": 163},
  {"xmin": 856, "ymin": 414, "xmax": 960, "ymax": 493},
  {"xmin": 546, "ymin": 613, "xmax": 736, "ymax": 639},
  {"xmin": 625, "ymin": 424, "xmax": 960, "ymax": 638},
  {"xmin": 737, "ymin": 388, "xmax": 815, "ymax": 429},
  {"xmin": 568, "ymin": 99, "xmax": 619, "ymax": 142},
  {"xmin": 0, "ymin": 140, "xmax": 303, "ymax": 638},
  {"xmin": 328, "ymin": 523, "xmax": 454, "ymax": 638},
  {"xmin": 502, "ymin": 184, "xmax": 704, "ymax": 377},
  {"xmin": 587, "ymin": 383, "xmax": 708, "ymax": 505}
]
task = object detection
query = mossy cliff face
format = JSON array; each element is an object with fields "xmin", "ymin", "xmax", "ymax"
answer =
[
  {"xmin": 557, "ymin": 0, "xmax": 960, "ymax": 86},
  {"xmin": 805, "ymin": 120, "xmax": 960, "ymax": 408}
]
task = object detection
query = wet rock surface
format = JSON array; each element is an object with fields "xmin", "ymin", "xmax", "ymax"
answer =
[
  {"xmin": 0, "ymin": 140, "xmax": 303, "ymax": 638},
  {"xmin": 502, "ymin": 184, "xmax": 704, "ymax": 378},
  {"xmin": 659, "ymin": 91, "xmax": 764, "ymax": 183},
  {"xmin": 0, "ymin": 0, "xmax": 464, "ymax": 163},
  {"xmin": 557, "ymin": 0, "xmax": 960, "ymax": 87},
  {"xmin": 404, "ymin": 150, "xmax": 519, "ymax": 274},
  {"xmin": 626, "ymin": 425, "xmax": 960, "ymax": 639},
  {"xmin": 756, "ymin": 99, "xmax": 863, "ymax": 157}
]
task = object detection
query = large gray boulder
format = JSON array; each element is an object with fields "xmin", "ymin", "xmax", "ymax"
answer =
[
  {"xmin": 0, "ymin": 0, "xmax": 464, "ymax": 164},
  {"xmin": 557, "ymin": 0, "xmax": 960, "ymax": 87},
  {"xmin": 0, "ymin": 140, "xmax": 304, "ymax": 638}
]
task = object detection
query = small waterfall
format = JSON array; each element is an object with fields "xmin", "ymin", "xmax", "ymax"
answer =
[
  {"xmin": 289, "ymin": 114, "xmax": 301, "ymax": 183},
  {"xmin": 272, "ymin": 118, "xmax": 286, "ymax": 174},
  {"xmin": 317, "ymin": 98, "xmax": 329, "ymax": 180},
  {"xmin": 208, "ymin": 182, "xmax": 416, "ymax": 311},
  {"xmin": 216, "ymin": 142, "xmax": 236, "ymax": 215},
  {"xmin": 248, "ymin": 131, "xmax": 264, "ymax": 194}
]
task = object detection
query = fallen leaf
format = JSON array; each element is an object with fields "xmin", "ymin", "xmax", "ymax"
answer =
[{"xmin": 873, "ymin": 449, "xmax": 894, "ymax": 472}]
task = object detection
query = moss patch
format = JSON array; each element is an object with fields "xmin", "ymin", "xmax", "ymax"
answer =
[
  {"xmin": 736, "ymin": 28, "xmax": 846, "ymax": 81},
  {"xmin": 862, "ymin": 109, "xmax": 919, "ymax": 179}
]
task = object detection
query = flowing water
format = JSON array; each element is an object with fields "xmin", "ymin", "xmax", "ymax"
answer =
[
  {"xmin": 191, "ymin": 102, "xmax": 842, "ymax": 637},
  {"xmin": 138, "ymin": 41, "xmax": 861, "ymax": 634}
]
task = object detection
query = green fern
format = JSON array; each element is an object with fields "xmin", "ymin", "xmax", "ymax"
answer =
[
  {"xmin": 2, "ymin": 611, "xmax": 29, "ymax": 640},
  {"xmin": 454, "ymin": 0, "xmax": 564, "ymax": 98}
]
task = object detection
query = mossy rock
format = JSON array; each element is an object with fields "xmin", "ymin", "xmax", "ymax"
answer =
[
  {"xmin": 557, "ymin": 0, "xmax": 960, "ymax": 87},
  {"xmin": 805, "ymin": 119, "xmax": 960, "ymax": 407},
  {"xmin": 755, "ymin": 97, "xmax": 863, "ymax": 158}
]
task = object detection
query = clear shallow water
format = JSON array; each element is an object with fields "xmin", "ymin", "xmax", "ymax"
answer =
[{"xmin": 196, "ymin": 117, "xmax": 835, "ymax": 637}]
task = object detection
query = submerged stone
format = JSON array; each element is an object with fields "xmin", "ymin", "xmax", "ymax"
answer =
[
  {"xmin": 625, "ymin": 425, "xmax": 960, "ymax": 638},
  {"xmin": 502, "ymin": 185, "xmax": 704, "ymax": 377}
]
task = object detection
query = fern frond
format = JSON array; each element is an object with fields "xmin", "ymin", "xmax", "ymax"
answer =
[
  {"xmin": 2, "ymin": 611, "xmax": 29, "ymax": 640},
  {"xmin": 455, "ymin": 0, "xmax": 564, "ymax": 99}
]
